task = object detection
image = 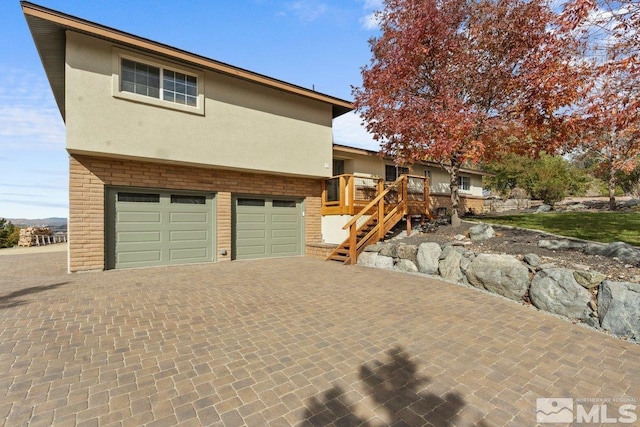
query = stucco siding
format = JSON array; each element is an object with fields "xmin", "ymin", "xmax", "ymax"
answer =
[
  {"xmin": 65, "ymin": 32, "xmax": 333, "ymax": 178},
  {"xmin": 333, "ymin": 149, "xmax": 484, "ymax": 197}
]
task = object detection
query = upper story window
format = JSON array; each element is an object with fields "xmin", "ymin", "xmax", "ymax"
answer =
[
  {"xmin": 121, "ymin": 58, "xmax": 198, "ymax": 107},
  {"xmin": 113, "ymin": 49, "xmax": 204, "ymax": 115}
]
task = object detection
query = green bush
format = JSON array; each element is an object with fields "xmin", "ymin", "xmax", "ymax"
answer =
[{"xmin": 0, "ymin": 219, "xmax": 19, "ymax": 248}]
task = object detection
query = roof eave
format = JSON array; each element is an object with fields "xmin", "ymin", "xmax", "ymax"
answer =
[{"xmin": 21, "ymin": 1, "xmax": 354, "ymax": 120}]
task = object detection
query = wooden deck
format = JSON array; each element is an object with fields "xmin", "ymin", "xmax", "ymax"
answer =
[{"xmin": 321, "ymin": 174, "xmax": 430, "ymax": 217}]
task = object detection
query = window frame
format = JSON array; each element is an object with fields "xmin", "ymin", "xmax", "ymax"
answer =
[
  {"xmin": 112, "ymin": 49, "xmax": 205, "ymax": 115},
  {"xmin": 457, "ymin": 175, "xmax": 471, "ymax": 192},
  {"xmin": 385, "ymin": 165, "xmax": 409, "ymax": 182}
]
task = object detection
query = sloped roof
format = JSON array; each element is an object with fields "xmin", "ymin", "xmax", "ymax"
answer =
[{"xmin": 21, "ymin": 1, "xmax": 354, "ymax": 121}]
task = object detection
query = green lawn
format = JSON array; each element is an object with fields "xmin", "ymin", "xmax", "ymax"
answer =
[{"xmin": 472, "ymin": 212, "xmax": 640, "ymax": 246}]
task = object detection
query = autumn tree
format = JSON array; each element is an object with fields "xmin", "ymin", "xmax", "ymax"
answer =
[
  {"xmin": 562, "ymin": 0, "xmax": 640, "ymax": 210},
  {"xmin": 354, "ymin": 0, "xmax": 585, "ymax": 226}
]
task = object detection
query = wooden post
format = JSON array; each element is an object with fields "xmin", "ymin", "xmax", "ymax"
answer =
[
  {"xmin": 349, "ymin": 222, "xmax": 357, "ymax": 265},
  {"xmin": 348, "ymin": 176, "xmax": 355, "ymax": 215},
  {"xmin": 339, "ymin": 176, "xmax": 346, "ymax": 214}
]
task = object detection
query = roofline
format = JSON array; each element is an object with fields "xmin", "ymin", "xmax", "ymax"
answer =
[
  {"xmin": 21, "ymin": 1, "xmax": 354, "ymax": 118},
  {"xmin": 332, "ymin": 144, "xmax": 490, "ymax": 175}
]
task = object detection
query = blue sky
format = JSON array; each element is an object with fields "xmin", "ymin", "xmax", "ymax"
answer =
[{"xmin": 0, "ymin": 0, "xmax": 382, "ymax": 219}]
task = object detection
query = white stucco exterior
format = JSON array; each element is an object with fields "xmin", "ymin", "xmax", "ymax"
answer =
[{"xmin": 65, "ymin": 32, "xmax": 334, "ymax": 178}]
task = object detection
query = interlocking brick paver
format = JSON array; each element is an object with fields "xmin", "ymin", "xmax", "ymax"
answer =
[{"xmin": 1, "ymin": 251, "xmax": 639, "ymax": 425}]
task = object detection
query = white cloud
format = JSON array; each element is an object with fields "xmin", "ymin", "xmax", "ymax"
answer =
[
  {"xmin": 0, "ymin": 106, "xmax": 65, "ymax": 150},
  {"xmin": 284, "ymin": 0, "xmax": 328, "ymax": 23},
  {"xmin": 0, "ymin": 68, "xmax": 65, "ymax": 151},
  {"xmin": 333, "ymin": 111, "xmax": 380, "ymax": 151},
  {"xmin": 360, "ymin": 0, "xmax": 383, "ymax": 30}
]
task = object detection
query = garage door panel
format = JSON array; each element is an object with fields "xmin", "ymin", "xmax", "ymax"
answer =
[
  {"xmin": 236, "ymin": 245, "xmax": 267, "ymax": 256},
  {"xmin": 170, "ymin": 230, "xmax": 208, "ymax": 242},
  {"xmin": 169, "ymin": 212, "xmax": 208, "ymax": 223},
  {"xmin": 271, "ymin": 243, "xmax": 298, "ymax": 254},
  {"xmin": 117, "ymin": 212, "xmax": 162, "ymax": 223},
  {"xmin": 271, "ymin": 229, "xmax": 298, "ymax": 238},
  {"xmin": 169, "ymin": 247, "xmax": 208, "ymax": 261},
  {"xmin": 117, "ymin": 249, "xmax": 162, "ymax": 264},
  {"xmin": 237, "ymin": 213, "xmax": 267, "ymax": 224},
  {"xmin": 118, "ymin": 231, "xmax": 162, "ymax": 243}
]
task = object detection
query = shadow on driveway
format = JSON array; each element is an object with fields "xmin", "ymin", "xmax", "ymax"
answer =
[
  {"xmin": 0, "ymin": 282, "xmax": 70, "ymax": 309},
  {"xmin": 302, "ymin": 346, "xmax": 488, "ymax": 426}
]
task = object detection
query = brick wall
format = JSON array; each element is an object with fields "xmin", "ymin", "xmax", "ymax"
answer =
[
  {"xmin": 429, "ymin": 193, "xmax": 485, "ymax": 216},
  {"xmin": 69, "ymin": 155, "xmax": 323, "ymax": 271}
]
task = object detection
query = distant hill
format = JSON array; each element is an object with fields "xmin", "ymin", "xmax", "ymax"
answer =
[{"xmin": 5, "ymin": 217, "xmax": 68, "ymax": 232}]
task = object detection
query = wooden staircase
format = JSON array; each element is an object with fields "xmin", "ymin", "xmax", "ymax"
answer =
[{"xmin": 327, "ymin": 175, "xmax": 409, "ymax": 264}]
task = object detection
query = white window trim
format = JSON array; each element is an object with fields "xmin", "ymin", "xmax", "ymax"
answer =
[
  {"xmin": 112, "ymin": 48, "xmax": 205, "ymax": 115},
  {"xmin": 458, "ymin": 175, "xmax": 471, "ymax": 193}
]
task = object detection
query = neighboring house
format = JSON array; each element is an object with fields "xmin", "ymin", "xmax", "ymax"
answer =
[
  {"xmin": 23, "ymin": 2, "xmax": 352, "ymax": 271},
  {"xmin": 332, "ymin": 144, "xmax": 487, "ymax": 211}
]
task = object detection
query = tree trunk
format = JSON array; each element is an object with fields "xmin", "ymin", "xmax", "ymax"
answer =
[
  {"xmin": 608, "ymin": 168, "xmax": 617, "ymax": 211},
  {"xmin": 449, "ymin": 166, "xmax": 461, "ymax": 227}
]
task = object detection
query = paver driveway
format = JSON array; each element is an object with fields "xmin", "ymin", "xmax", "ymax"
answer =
[{"xmin": 1, "ymin": 251, "xmax": 638, "ymax": 426}]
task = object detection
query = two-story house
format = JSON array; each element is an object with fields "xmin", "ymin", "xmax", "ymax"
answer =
[
  {"xmin": 23, "ymin": 2, "xmax": 352, "ymax": 271},
  {"xmin": 24, "ymin": 2, "xmax": 487, "ymax": 270}
]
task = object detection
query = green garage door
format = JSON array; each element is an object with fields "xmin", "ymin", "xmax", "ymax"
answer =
[
  {"xmin": 233, "ymin": 197, "xmax": 303, "ymax": 260},
  {"xmin": 106, "ymin": 189, "xmax": 215, "ymax": 269}
]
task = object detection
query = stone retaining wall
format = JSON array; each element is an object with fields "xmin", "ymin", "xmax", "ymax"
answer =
[{"xmin": 358, "ymin": 238, "xmax": 640, "ymax": 342}]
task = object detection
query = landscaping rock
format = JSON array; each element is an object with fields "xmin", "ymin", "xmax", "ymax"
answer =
[
  {"xmin": 564, "ymin": 203, "xmax": 588, "ymax": 211},
  {"xmin": 416, "ymin": 242, "xmax": 441, "ymax": 275},
  {"xmin": 395, "ymin": 259, "xmax": 419, "ymax": 273},
  {"xmin": 396, "ymin": 244, "xmax": 418, "ymax": 264},
  {"xmin": 374, "ymin": 255, "xmax": 395, "ymax": 269},
  {"xmin": 440, "ymin": 245, "xmax": 464, "ymax": 260},
  {"xmin": 468, "ymin": 224, "xmax": 495, "ymax": 241},
  {"xmin": 439, "ymin": 250, "xmax": 464, "ymax": 282},
  {"xmin": 622, "ymin": 199, "xmax": 639, "ymax": 208},
  {"xmin": 523, "ymin": 253, "xmax": 542, "ymax": 268},
  {"xmin": 538, "ymin": 239, "xmax": 586, "ymax": 250},
  {"xmin": 357, "ymin": 252, "xmax": 378, "ymax": 267},
  {"xmin": 363, "ymin": 243, "xmax": 383, "ymax": 252},
  {"xmin": 598, "ymin": 281, "xmax": 640, "ymax": 340},
  {"xmin": 536, "ymin": 204, "xmax": 552, "ymax": 213},
  {"xmin": 584, "ymin": 242, "xmax": 640, "ymax": 266},
  {"xmin": 465, "ymin": 254, "xmax": 531, "ymax": 301},
  {"xmin": 530, "ymin": 268, "xmax": 592, "ymax": 320},
  {"xmin": 378, "ymin": 243, "xmax": 398, "ymax": 258},
  {"xmin": 573, "ymin": 271, "xmax": 607, "ymax": 289}
]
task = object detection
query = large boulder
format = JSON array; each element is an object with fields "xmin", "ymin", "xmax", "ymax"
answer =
[
  {"xmin": 468, "ymin": 224, "xmax": 495, "ymax": 242},
  {"xmin": 584, "ymin": 242, "xmax": 640, "ymax": 266},
  {"xmin": 465, "ymin": 254, "xmax": 530, "ymax": 301},
  {"xmin": 395, "ymin": 259, "xmax": 419, "ymax": 273},
  {"xmin": 378, "ymin": 243, "xmax": 398, "ymax": 258},
  {"xmin": 439, "ymin": 250, "xmax": 464, "ymax": 282},
  {"xmin": 357, "ymin": 252, "xmax": 378, "ymax": 267},
  {"xmin": 530, "ymin": 268, "xmax": 592, "ymax": 320},
  {"xmin": 396, "ymin": 244, "xmax": 418, "ymax": 264},
  {"xmin": 416, "ymin": 242, "xmax": 441, "ymax": 275},
  {"xmin": 598, "ymin": 281, "xmax": 640, "ymax": 340},
  {"xmin": 375, "ymin": 255, "xmax": 395, "ymax": 270},
  {"xmin": 536, "ymin": 204, "xmax": 552, "ymax": 213}
]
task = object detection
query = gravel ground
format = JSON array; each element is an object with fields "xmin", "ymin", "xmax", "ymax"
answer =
[{"xmin": 391, "ymin": 220, "xmax": 640, "ymax": 283}]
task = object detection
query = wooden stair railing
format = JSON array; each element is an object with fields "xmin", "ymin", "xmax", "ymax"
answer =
[{"xmin": 326, "ymin": 175, "xmax": 408, "ymax": 264}]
